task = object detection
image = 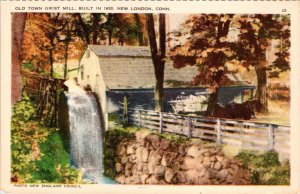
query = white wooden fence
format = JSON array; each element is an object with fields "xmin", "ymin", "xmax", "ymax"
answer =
[{"xmin": 127, "ymin": 109, "xmax": 290, "ymax": 158}]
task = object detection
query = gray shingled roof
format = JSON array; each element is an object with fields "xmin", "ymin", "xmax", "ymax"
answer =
[
  {"xmin": 89, "ymin": 45, "xmax": 151, "ymax": 57},
  {"xmin": 88, "ymin": 45, "xmax": 248, "ymax": 90}
]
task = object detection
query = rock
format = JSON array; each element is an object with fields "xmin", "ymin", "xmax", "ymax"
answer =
[
  {"xmin": 241, "ymin": 169, "xmax": 250, "ymax": 180},
  {"xmin": 160, "ymin": 139, "xmax": 170, "ymax": 150},
  {"xmin": 165, "ymin": 168, "xmax": 175, "ymax": 183},
  {"xmin": 216, "ymin": 155, "xmax": 224, "ymax": 162},
  {"xmin": 185, "ymin": 169, "xmax": 200, "ymax": 184},
  {"xmin": 182, "ymin": 157, "xmax": 197, "ymax": 170},
  {"xmin": 195, "ymin": 155, "xmax": 204, "ymax": 163},
  {"xmin": 148, "ymin": 175, "xmax": 160, "ymax": 184},
  {"xmin": 142, "ymin": 148, "xmax": 149, "ymax": 162},
  {"xmin": 206, "ymin": 168, "xmax": 216, "ymax": 179},
  {"xmin": 141, "ymin": 174, "xmax": 149, "ymax": 184},
  {"xmin": 161, "ymin": 153, "xmax": 175, "ymax": 167},
  {"xmin": 177, "ymin": 171, "xmax": 186, "ymax": 183},
  {"xmin": 196, "ymin": 149, "xmax": 208, "ymax": 157},
  {"xmin": 135, "ymin": 130, "xmax": 151, "ymax": 144},
  {"xmin": 148, "ymin": 150, "xmax": 162, "ymax": 165},
  {"xmin": 172, "ymin": 161, "xmax": 181, "ymax": 173},
  {"xmin": 130, "ymin": 154, "xmax": 137, "ymax": 162},
  {"xmin": 115, "ymin": 163, "xmax": 123, "ymax": 173},
  {"xmin": 187, "ymin": 146, "xmax": 200, "ymax": 158},
  {"xmin": 117, "ymin": 144, "xmax": 126, "ymax": 156},
  {"xmin": 115, "ymin": 174, "xmax": 126, "ymax": 184},
  {"xmin": 178, "ymin": 144, "xmax": 186, "ymax": 155},
  {"xmin": 202, "ymin": 156, "xmax": 211, "ymax": 167},
  {"xmin": 153, "ymin": 165, "xmax": 165, "ymax": 179},
  {"xmin": 210, "ymin": 156, "xmax": 217, "ymax": 162},
  {"xmin": 125, "ymin": 163, "xmax": 133, "ymax": 176},
  {"xmin": 125, "ymin": 175, "xmax": 141, "ymax": 184},
  {"xmin": 213, "ymin": 161, "xmax": 223, "ymax": 171},
  {"xmin": 198, "ymin": 168, "xmax": 206, "ymax": 177},
  {"xmin": 195, "ymin": 163, "xmax": 205, "ymax": 172},
  {"xmin": 126, "ymin": 144, "xmax": 136, "ymax": 155},
  {"xmin": 148, "ymin": 162, "xmax": 155, "ymax": 174},
  {"xmin": 216, "ymin": 169, "xmax": 228, "ymax": 180},
  {"xmin": 136, "ymin": 147, "xmax": 143, "ymax": 162},
  {"xmin": 228, "ymin": 168, "xmax": 235, "ymax": 175},
  {"xmin": 145, "ymin": 135, "xmax": 160, "ymax": 148},
  {"xmin": 136, "ymin": 162, "xmax": 143, "ymax": 171},
  {"xmin": 222, "ymin": 158, "xmax": 231, "ymax": 168},
  {"xmin": 121, "ymin": 156, "xmax": 128, "ymax": 164},
  {"xmin": 197, "ymin": 176, "xmax": 211, "ymax": 185},
  {"xmin": 226, "ymin": 174, "xmax": 234, "ymax": 183},
  {"xmin": 143, "ymin": 163, "xmax": 149, "ymax": 175}
]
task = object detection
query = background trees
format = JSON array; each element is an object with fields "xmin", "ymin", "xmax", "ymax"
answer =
[
  {"xmin": 235, "ymin": 14, "xmax": 290, "ymax": 113},
  {"xmin": 169, "ymin": 14, "xmax": 237, "ymax": 116},
  {"xmin": 22, "ymin": 13, "xmax": 148, "ymax": 78},
  {"xmin": 169, "ymin": 14, "xmax": 290, "ymax": 115}
]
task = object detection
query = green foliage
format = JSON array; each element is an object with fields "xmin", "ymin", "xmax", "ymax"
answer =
[
  {"xmin": 22, "ymin": 63, "xmax": 36, "ymax": 71},
  {"xmin": 31, "ymin": 132, "xmax": 73, "ymax": 183},
  {"xmin": 236, "ymin": 150, "xmax": 290, "ymax": 185},
  {"xmin": 11, "ymin": 96, "xmax": 81, "ymax": 183},
  {"xmin": 11, "ymin": 96, "xmax": 53, "ymax": 182},
  {"xmin": 155, "ymin": 132, "xmax": 189, "ymax": 144}
]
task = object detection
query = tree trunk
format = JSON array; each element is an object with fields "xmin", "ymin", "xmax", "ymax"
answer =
[
  {"xmin": 108, "ymin": 30, "xmax": 112, "ymax": 45},
  {"xmin": 134, "ymin": 14, "xmax": 144, "ymax": 46},
  {"xmin": 76, "ymin": 13, "xmax": 90, "ymax": 44},
  {"xmin": 12, "ymin": 13, "xmax": 27, "ymax": 104},
  {"xmin": 49, "ymin": 36, "xmax": 55, "ymax": 77},
  {"xmin": 206, "ymin": 88, "xmax": 219, "ymax": 116},
  {"xmin": 147, "ymin": 14, "xmax": 166, "ymax": 112},
  {"xmin": 92, "ymin": 14, "xmax": 100, "ymax": 44},
  {"xmin": 255, "ymin": 65, "xmax": 268, "ymax": 113},
  {"xmin": 63, "ymin": 42, "xmax": 69, "ymax": 79}
]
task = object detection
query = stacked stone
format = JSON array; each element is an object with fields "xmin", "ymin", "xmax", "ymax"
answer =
[{"xmin": 114, "ymin": 131, "xmax": 249, "ymax": 185}]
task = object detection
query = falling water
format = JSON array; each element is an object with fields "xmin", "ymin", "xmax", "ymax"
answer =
[{"xmin": 66, "ymin": 92, "xmax": 103, "ymax": 183}]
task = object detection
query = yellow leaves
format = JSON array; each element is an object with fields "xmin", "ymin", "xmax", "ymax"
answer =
[
  {"xmin": 241, "ymin": 29, "xmax": 248, "ymax": 33},
  {"xmin": 223, "ymin": 50, "xmax": 234, "ymax": 57},
  {"xmin": 251, "ymin": 23, "xmax": 260, "ymax": 32}
]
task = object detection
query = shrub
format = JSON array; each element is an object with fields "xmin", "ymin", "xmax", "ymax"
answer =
[
  {"xmin": 11, "ymin": 96, "xmax": 81, "ymax": 183},
  {"xmin": 11, "ymin": 96, "xmax": 53, "ymax": 182},
  {"xmin": 236, "ymin": 150, "xmax": 290, "ymax": 185}
]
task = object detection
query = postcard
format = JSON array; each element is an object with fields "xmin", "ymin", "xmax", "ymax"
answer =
[{"xmin": 1, "ymin": 1, "xmax": 300, "ymax": 194}]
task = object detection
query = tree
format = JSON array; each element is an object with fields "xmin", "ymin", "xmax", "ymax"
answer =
[
  {"xmin": 41, "ymin": 13, "xmax": 68, "ymax": 77},
  {"xmin": 146, "ymin": 14, "xmax": 166, "ymax": 112},
  {"xmin": 169, "ymin": 14, "xmax": 236, "ymax": 116},
  {"xmin": 23, "ymin": 13, "xmax": 68, "ymax": 77},
  {"xmin": 236, "ymin": 14, "xmax": 290, "ymax": 113},
  {"xmin": 12, "ymin": 13, "xmax": 27, "ymax": 104},
  {"xmin": 103, "ymin": 13, "xmax": 146, "ymax": 46}
]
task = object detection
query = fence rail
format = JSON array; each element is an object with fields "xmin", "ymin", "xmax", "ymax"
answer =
[{"xmin": 127, "ymin": 109, "xmax": 290, "ymax": 158}]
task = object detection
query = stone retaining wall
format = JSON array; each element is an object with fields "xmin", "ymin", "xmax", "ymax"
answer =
[{"xmin": 112, "ymin": 131, "xmax": 250, "ymax": 185}]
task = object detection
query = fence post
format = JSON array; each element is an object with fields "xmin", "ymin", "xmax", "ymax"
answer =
[
  {"xmin": 216, "ymin": 118, "xmax": 221, "ymax": 145},
  {"xmin": 268, "ymin": 124, "xmax": 274, "ymax": 150},
  {"xmin": 187, "ymin": 117, "xmax": 192, "ymax": 138},
  {"xmin": 138, "ymin": 110, "xmax": 141, "ymax": 127},
  {"xmin": 159, "ymin": 112, "xmax": 163, "ymax": 133}
]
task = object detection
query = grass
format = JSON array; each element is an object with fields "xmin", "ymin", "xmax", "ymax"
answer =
[{"xmin": 252, "ymin": 99, "xmax": 290, "ymax": 126}]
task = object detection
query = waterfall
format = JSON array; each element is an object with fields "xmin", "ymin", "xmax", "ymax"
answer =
[{"xmin": 66, "ymin": 92, "xmax": 103, "ymax": 183}]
